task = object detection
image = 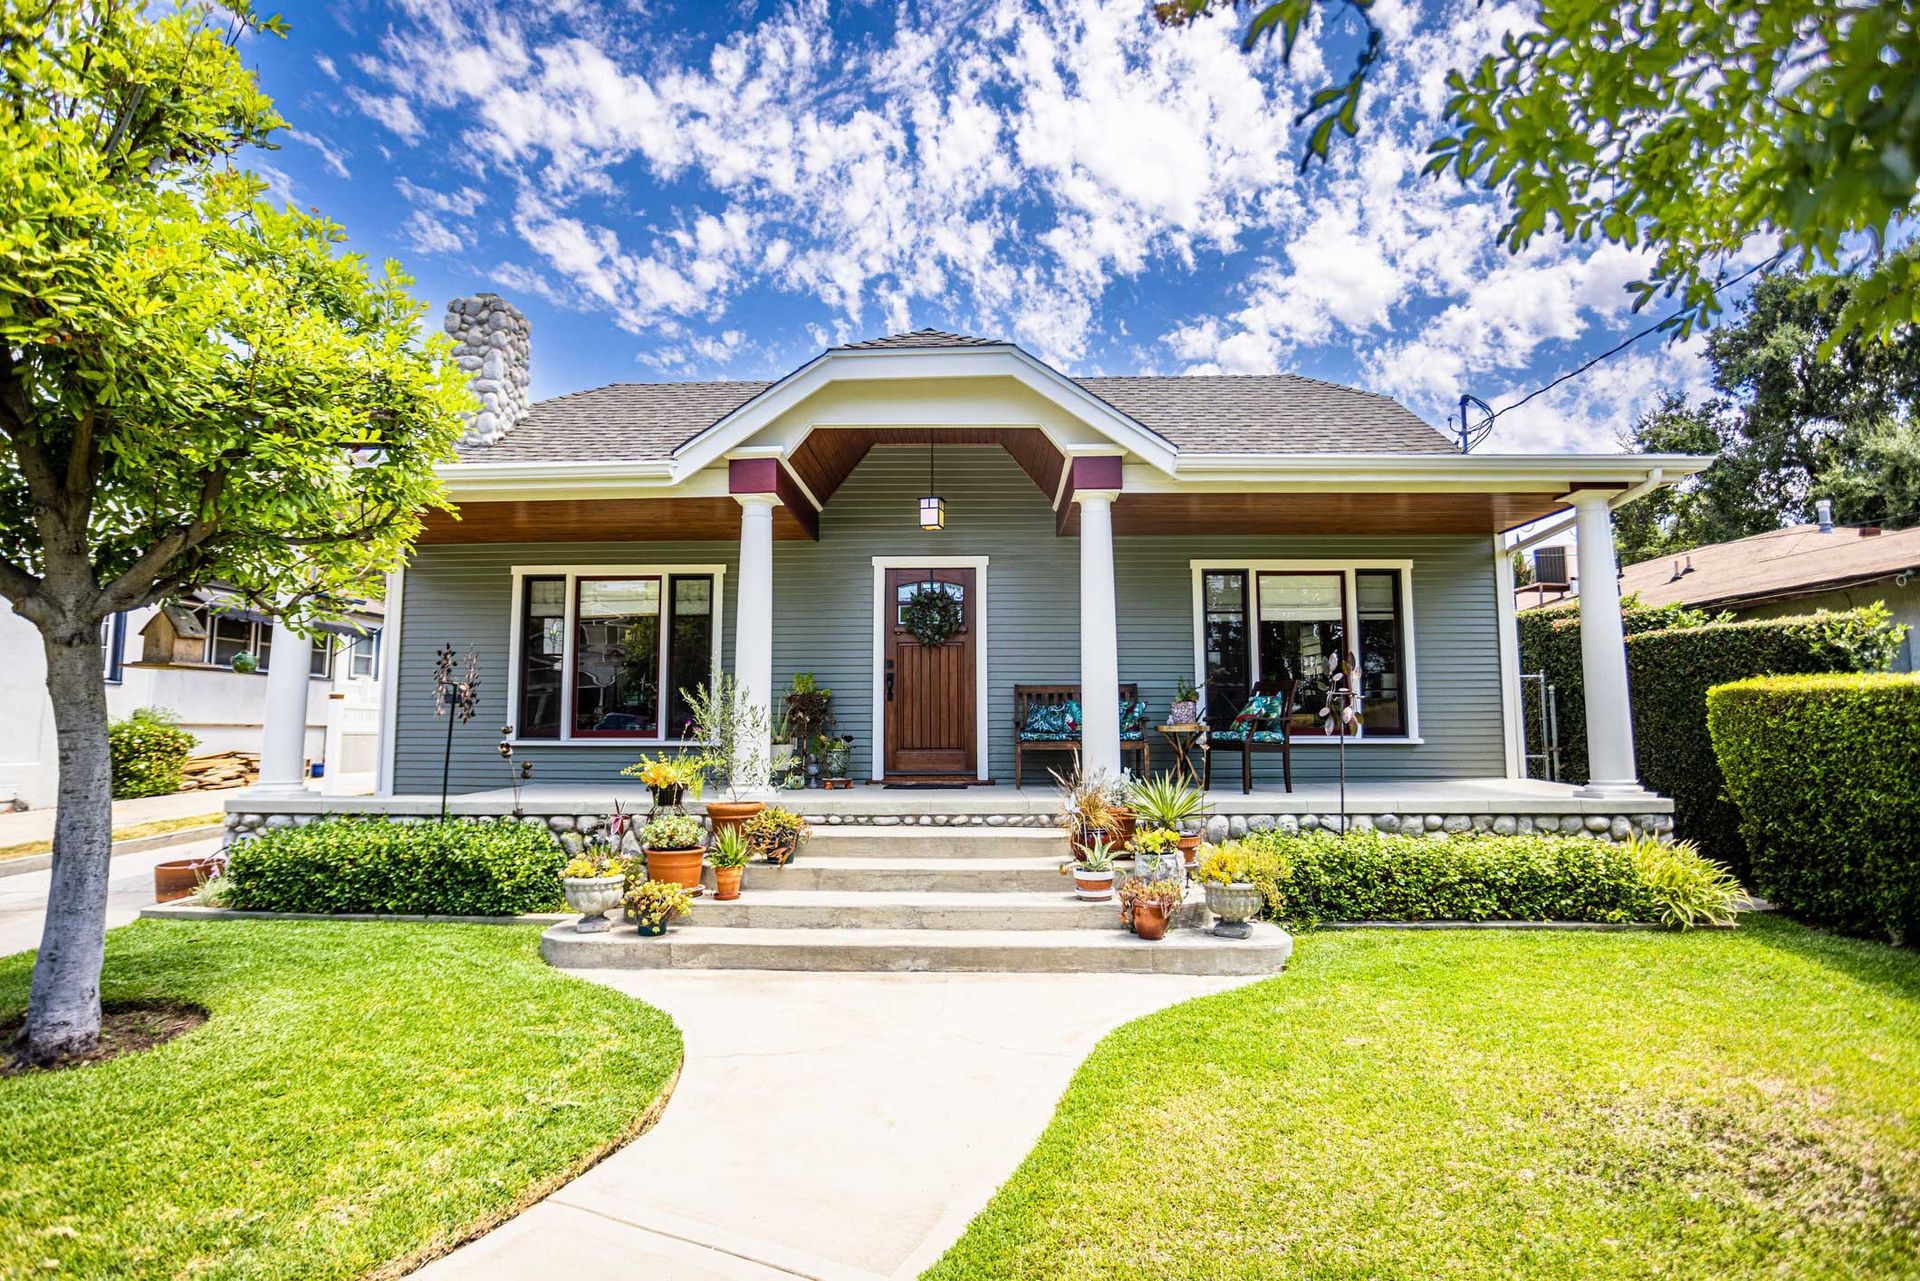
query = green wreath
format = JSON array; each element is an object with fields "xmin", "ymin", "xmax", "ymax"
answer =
[{"xmin": 900, "ymin": 584, "xmax": 964, "ymax": 647}]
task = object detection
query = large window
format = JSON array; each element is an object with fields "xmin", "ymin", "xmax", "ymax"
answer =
[
  {"xmin": 1192, "ymin": 561, "xmax": 1417, "ymax": 740},
  {"xmin": 510, "ymin": 565, "xmax": 726, "ymax": 743},
  {"xmin": 204, "ymin": 612, "xmax": 331, "ymax": 677}
]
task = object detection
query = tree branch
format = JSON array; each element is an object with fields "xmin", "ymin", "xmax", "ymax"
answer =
[
  {"xmin": 0, "ymin": 554, "xmax": 42, "ymax": 612},
  {"xmin": 95, "ymin": 469, "xmax": 227, "ymax": 612}
]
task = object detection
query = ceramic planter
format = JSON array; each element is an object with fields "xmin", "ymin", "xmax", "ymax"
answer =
[
  {"xmin": 1133, "ymin": 903, "xmax": 1170, "ymax": 941},
  {"xmin": 1135, "ymin": 850, "xmax": 1184, "ymax": 885},
  {"xmin": 1072, "ymin": 866, "xmax": 1115, "ymax": 902},
  {"xmin": 759, "ymin": 831, "xmax": 801, "ymax": 866},
  {"xmin": 713, "ymin": 866, "xmax": 744, "ymax": 901},
  {"xmin": 633, "ymin": 918, "xmax": 669, "ymax": 937},
  {"xmin": 1205, "ymin": 880, "xmax": 1263, "ymax": 939},
  {"xmin": 645, "ymin": 846, "xmax": 706, "ymax": 896},
  {"xmin": 823, "ymin": 742, "xmax": 853, "ymax": 779},
  {"xmin": 154, "ymin": 857, "xmax": 222, "ymax": 904},
  {"xmin": 1169, "ymin": 699, "xmax": 1199, "ymax": 726},
  {"xmin": 649, "ymin": 783, "xmax": 686, "ymax": 813},
  {"xmin": 563, "ymin": 874, "xmax": 626, "ymax": 932},
  {"xmin": 706, "ymin": 800, "xmax": 764, "ymax": 840}
]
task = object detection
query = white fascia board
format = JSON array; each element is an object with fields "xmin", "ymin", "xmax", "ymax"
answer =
[
  {"xmin": 437, "ymin": 458, "xmax": 714, "ymax": 502},
  {"xmin": 1153, "ymin": 452, "xmax": 1710, "ymax": 491}
]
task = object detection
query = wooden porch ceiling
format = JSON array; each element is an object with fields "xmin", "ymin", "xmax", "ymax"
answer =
[
  {"xmin": 1056, "ymin": 491, "xmax": 1576, "ymax": 537},
  {"xmin": 789, "ymin": 428, "xmax": 1063, "ymax": 505},
  {"xmin": 415, "ymin": 498, "xmax": 817, "ymax": 544}
]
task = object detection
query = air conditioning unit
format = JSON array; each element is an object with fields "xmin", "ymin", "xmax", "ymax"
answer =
[{"xmin": 1533, "ymin": 545, "xmax": 1570, "ymax": 588}]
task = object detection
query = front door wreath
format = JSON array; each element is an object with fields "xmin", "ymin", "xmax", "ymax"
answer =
[{"xmin": 900, "ymin": 584, "xmax": 963, "ymax": 647}]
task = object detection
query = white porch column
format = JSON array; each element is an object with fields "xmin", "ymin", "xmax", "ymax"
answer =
[
  {"xmin": 733, "ymin": 494, "xmax": 776, "ymax": 791},
  {"xmin": 1572, "ymin": 491, "xmax": 1641, "ymax": 796},
  {"xmin": 1077, "ymin": 490, "xmax": 1122, "ymax": 778},
  {"xmin": 255, "ymin": 617, "xmax": 312, "ymax": 795}
]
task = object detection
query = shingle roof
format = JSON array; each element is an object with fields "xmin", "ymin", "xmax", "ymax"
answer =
[
  {"xmin": 1616, "ymin": 523, "xmax": 1920, "ymax": 610},
  {"xmin": 457, "ymin": 342, "xmax": 1459, "ymax": 463}
]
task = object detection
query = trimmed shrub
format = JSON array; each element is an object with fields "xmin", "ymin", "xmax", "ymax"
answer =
[
  {"xmin": 107, "ymin": 707, "xmax": 197, "ymax": 798},
  {"xmin": 1708, "ymin": 673, "xmax": 1920, "ymax": 944},
  {"xmin": 223, "ymin": 818, "xmax": 564, "ymax": 916},
  {"xmin": 1519, "ymin": 603, "xmax": 1905, "ymax": 873},
  {"xmin": 1238, "ymin": 828, "xmax": 1742, "ymax": 927}
]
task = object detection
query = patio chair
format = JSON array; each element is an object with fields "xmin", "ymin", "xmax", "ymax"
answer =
[
  {"xmin": 1012, "ymin": 683, "xmax": 1150, "ymax": 785},
  {"xmin": 1203, "ymin": 679, "xmax": 1297, "ymax": 794}
]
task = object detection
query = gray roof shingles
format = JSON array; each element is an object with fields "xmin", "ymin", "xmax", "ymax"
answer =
[{"xmin": 458, "ymin": 331, "xmax": 1458, "ymax": 462}]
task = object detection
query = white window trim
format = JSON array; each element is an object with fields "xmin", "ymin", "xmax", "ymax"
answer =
[
  {"xmin": 1188, "ymin": 558, "xmax": 1422, "ymax": 745},
  {"xmin": 870, "ymin": 556, "xmax": 991, "ymax": 782},
  {"xmin": 505, "ymin": 563, "xmax": 728, "ymax": 747}
]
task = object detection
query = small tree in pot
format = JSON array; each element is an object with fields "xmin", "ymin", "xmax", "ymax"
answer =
[{"xmin": 683, "ymin": 675, "xmax": 767, "ymax": 836}]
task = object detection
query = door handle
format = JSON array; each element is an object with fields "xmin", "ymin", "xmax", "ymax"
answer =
[{"xmin": 885, "ymin": 659, "xmax": 895, "ymax": 702}]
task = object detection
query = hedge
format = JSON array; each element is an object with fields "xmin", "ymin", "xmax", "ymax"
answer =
[
  {"xmin": 107, "ymin": 706, "xmax": 197, "ymax": 799},
  {"xmin": 1519, "ymin": 603, "xmax": 1905, "ymax": 873},
  {"xmin": 1707, "ymin": 673, "xmax": 1920, "ymax": 944},
  {"xmin": 1237, "ymin": 828, "xmax": 1742, "ymax": 928},
  {"xmin": 222, "ymin": 818, "xmax": 564, "ymax": 916}
]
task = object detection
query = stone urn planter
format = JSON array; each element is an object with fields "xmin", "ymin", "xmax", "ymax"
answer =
[
  {"xmin": 563, "ymin": 875, "xmax": 626, "ymax": 933},
  {"xmin": 1205, "ymin": 881, "xmax": 1263, "ymax": 940},
  {"xmin": 1132, "ymin": 902, "xmax": 1171, "ymax": 941},
  {"xmin": 705, "ymin": 800, "xmax": 764, "ymax": 840},
  {"xmin": 154, "ymin": 857, "xmax": 223, "ymax": 904},
  {"xmin": 645, "ymin": 847, "xmax": 706, "ymax": 896},
  {"xmin": 1071, "ymin": 865, "xmax": 1115, "ymax": 902}
]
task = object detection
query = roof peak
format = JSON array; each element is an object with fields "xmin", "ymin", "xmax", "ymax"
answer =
[{"xmin": 835, "ymin": 329, "xmax": 1005, "ymax": 351}]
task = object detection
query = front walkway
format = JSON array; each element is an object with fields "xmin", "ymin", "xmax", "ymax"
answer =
[
  {"xmin": 0, "ymin": 789, "xmax": 235, "ymax": 846},
  {"xmin": 415, "ymin": 969, "xmax": 1248, "ymax": 1281},
  {"xmin": 0, "ymin": 834, "xmax": 223, "ymax": 957}
]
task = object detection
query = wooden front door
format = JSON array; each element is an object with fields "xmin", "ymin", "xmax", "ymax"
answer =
[{"xmin": 883, "ymin": 567, "xmax": 977, "ymax": 778}]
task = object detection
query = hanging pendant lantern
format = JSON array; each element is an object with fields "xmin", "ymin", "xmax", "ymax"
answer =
[{"xmin": 919, "ymin": 439, "xmax": 946, "ymax": 530}]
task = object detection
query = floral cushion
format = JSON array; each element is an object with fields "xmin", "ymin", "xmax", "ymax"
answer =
[
  {"xmin": 1120, "ymin": 698, "xmax": 1147, "ymax": 741},
  {"xmin": 1019, "ymin": 699, "xmax": 1081, "ymax": 741},
  {"xmin": 1232, "ymin": 693, "xmax": 1286, "ymax": 725},
  {"xmin": 1210, "ymin": 726, "xmax": 1289, "ymax": 745}
]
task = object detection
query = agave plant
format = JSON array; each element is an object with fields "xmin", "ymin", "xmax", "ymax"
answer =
[{"xmin": 1129, "ymin": 771, "xmax": 1204, "ymax": 831}]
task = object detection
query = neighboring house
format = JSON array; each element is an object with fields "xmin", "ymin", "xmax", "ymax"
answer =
[
  {"xmin": 1515, "ymin": 504, "xmax": 1920, "ymax": 670},
  {"xmin": 0, "ymin": 589, "xmax": 384, "ymax": 809},
  {"xmin": 287, "ymin": 294, "xmax": 1703, "ymax": 807}
]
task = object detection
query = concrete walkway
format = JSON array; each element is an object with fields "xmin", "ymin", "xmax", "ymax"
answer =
[
  {"xmin": 416, "ymin": 968, "xmax": 1251, "ymax": 1280},
  {"xmin": 0, "ymin": 790, "xmax": 234, "ymax": 847},
  {"xmin": 0, "ymin": 835, "xmax": 220, "ymax": 958}
]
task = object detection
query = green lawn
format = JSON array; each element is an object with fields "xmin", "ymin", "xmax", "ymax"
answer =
[
  {"xmin": 927, "ymin": 916, "xmax": 1920, "ymax": 1280},
  {"xmin": 0, "ymin": 920, "xmax": 680, "ymax": 1280}
]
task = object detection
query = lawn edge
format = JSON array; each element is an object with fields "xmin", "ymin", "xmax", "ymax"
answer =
[{"xmin": 0, "ymin": 823, "xmax": 224, "ymax": 877}]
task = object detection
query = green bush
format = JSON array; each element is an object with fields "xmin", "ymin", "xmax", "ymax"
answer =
[
  {"xmin": 223, "ymin": 818, "xmax": 564, "ymax": 916},
  {"xmin": 1519, "ymin": 603, "xmax": 1905, "ymax": 873},
  {"xmin": 106, "ymin": 706, "xmax": 197, "ymax": 798},
  {"xmin": 1238, "ymin": 828, "xmax": 1742, "ymax": 928},
  {"xmin": 1708, "ymin": 673, "xmax": 1920, "ymax": 944}
]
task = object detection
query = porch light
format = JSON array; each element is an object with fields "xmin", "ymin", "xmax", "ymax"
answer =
[{"xmin": 919, "ymin": 440, "xmax": 945, "ymax": 530}]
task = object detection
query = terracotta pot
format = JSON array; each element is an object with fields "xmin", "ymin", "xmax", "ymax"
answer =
[
  {"xmin": 154, "ymin": 857, "xmax": 221, "ymax": 904},
  {"xmin": 1178, "ymin": 832, "xmax": 1202, "ymax": 871},
  {"xmin": 706, "ymin": 800, "xmax": 764, "ymax": 840},
  {"xmin": 645, "ymin": 846, "xmax": 706, "ymax": 896},
  {"xmin": 1111, "ymin": 807, "xmax": 1138, "ymax": 851},
  {"xmin": 1133, "ymin": 903, "xmax": 1170, "ymax": 941},
  {"xmin": 1072, "ymin": 866, "xmax": 1115, "ymax": 902},
  {"xmin": 713, "ymin": 866, "xmax": 744, "ymax": 901}
]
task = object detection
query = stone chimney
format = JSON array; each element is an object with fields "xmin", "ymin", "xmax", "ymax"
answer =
[{"xmin": 444, "ymin": 294, "xmax": 531, "ymax": 448}]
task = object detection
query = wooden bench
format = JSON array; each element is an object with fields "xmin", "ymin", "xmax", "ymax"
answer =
[
  {"xmin": 1012, "ymin": 683, "xmax": 1150, "ymax": 785},
  {"xmin": 1203, "ymin": 679, "xmax": 1298, "ymax": 794}
]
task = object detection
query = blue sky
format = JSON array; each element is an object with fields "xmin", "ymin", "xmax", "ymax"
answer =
[{"xmin": 241, "ymin": 0, "xmax": 1735, "ymax": 454}]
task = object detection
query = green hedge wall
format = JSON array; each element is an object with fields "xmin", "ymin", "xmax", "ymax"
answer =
[
  {"xmin": 223, "ymin": 818, "xmax": 564, "ymax": 916},
  {"xmin": 107, "ymin": 707, "xmax": 197, "ymax": 799},
  {"xmin": 1708, "ymin": 673, "xmax": 1920, "ymax": 944},
  {"xmin": 1519, "ymin": 603, "xmax": 1905, "ymax": 873},
  {"xmin": 1237, "ymin": 828, "xmax": 1742, "ymax": 928}
]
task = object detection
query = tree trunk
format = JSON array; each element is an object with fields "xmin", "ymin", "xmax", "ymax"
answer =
[{"xmin": 21, "ymin": 625, "xmax": 115, "ymax": 1064}]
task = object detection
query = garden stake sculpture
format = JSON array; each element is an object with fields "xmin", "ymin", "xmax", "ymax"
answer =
[
  {"xmin": 433, "ymin": 644, "xmax": 481, "ymax": 819},
  {"xmin": 1319, "ymin": 652, "xmax": 1363, "ymax": 836},
  {"xmin": 498, "ymin": 727, "xmax": 534, "ymax": 817}
]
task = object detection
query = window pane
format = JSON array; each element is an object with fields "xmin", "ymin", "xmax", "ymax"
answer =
[
  {"xmin": 667, "ymin": 575, "xmax": 716, "ymax": 737},
  {"xmin": 896, "ymin": 579, "xmax": 963, "ymax": 625},
  {"xmin": 1356, "ymin": 570, "xmax": 1406, "ymax": 735},
  {"xmin": 256, "ymin": 624, "xmax": 272, "ymax": 671},
  {"xmin": 210, "ymin": 616, "xmax": 253, "ymax": 667},
  {"xmin": 1257, "ymin": 573, "xmax": 1346, "ymax": 730},
  {"xmin": 1201, "ymin": 571, "xmax": 1249, "ymax": 729},
  {"xmin": 519, "ymin": 577, "xmax": 565, "ymax": 738},
  {"xmin": 574, "ymin": 577, "xmax": 661, "ymax": 736},
  {"xmin": 309, "ymin": 638, "xmax": 332, "ymax": 678},
  {"xmin": 350, "ymin": 631, "xmax": 378, "ymax": 679}
]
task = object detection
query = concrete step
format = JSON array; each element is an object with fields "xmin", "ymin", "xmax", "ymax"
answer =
[
  {"xmin": 686, "ymin": 889, "xmax": 1206, "ymax": 931},
  {"xmin": 740, "ymin": 857, "xmax": 1068, "ymax": 893},
  {"xmin": 799, "ymin": 826, "xmax": 1068, "ymax": 860},
  {"xmin": 541, "ymin": 921, "xmax": 1294, "ymax": 976}
]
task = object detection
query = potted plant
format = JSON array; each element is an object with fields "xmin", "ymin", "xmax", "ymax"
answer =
[
  {"xmin": 625, "ymin": 879, "xmax": 693, "ymax": 937},
  {"xmin": 1169, "ymin": 674, "xmax": 1201, "ymax": 726},
  {"xmin": 1129, "ymin": 772, "xmax": 1205, "ymax": 869},
  {"xmin": 1119, "ymin": 875, "xmax": 1184, "ymax": 941},
  {"xmin": 154, "ymin": 850, "xmax": 227, "ymax": 903},
  {"xmin": 1051, "ymin": 764, "xmax": 1125, "ymax": 860},
  {"xmin": 1063, "ymin": 837, "xmax": 1117, "ymax": 901},
  {"xmin": 1194, "ymin": 843, "xmax": 1263, "ymax": 939},
  {"xmin": 561, "ymin": 844, "xmax": 627, "ymax": 932},
  {"xmin": 684, "ymin": 675, "xmax": 768, "ymax": 835},
  {"xmin": 640, "ymin": 812, "xmax": 707, "ymax": 896},
  {"xmin": 1130, "ymin": 826, "xmax": 1187, "ymax": 885},
  {"xmin": 820, "ymin": 734, "xmax": 853, "ymax": 782},
  {"xmin": 708, "ymin": 825, "xmax": 751, "ymax": 900},
  {"xmin": 621, "ymin": 751, "xmax": 712, "ymax": 814},
  {"xmin": 229, "ymin": 650, "xmax": 258, "ymax": 674},
  {"xmin": 744, "ymin": 806, "xmax": 812, "ymax": 866}
]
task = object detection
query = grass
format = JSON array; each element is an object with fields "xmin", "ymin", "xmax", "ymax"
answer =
[
  {"xmin": 0, "ymin": 920, "xmax": 681, "ymax": 1279},
  {"xmin": 926, "ymin": 915, "xmax": 1920, "ymax": 1280},
  {"xmin": 0, "ymin": 811, "xmax": 223, "ymax": 863}
]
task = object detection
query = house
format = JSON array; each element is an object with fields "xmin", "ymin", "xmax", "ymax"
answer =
[
  {"xmin": 218, "ymin": 294, "xmax": 1709, "ymax": 832},
  {"xmin": 1516, "ymin": 502, "xmax": 1920, "ymax": 670},
  {"xmin": 0, "ymin": 589, "xmax": 385, "ymax": 810}
]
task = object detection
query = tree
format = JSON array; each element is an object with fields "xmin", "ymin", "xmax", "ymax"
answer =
[
  {"xmin": 0, "ymin": 1, "xmax": 469, "ymax": 1063},
  {"xmin": 1616, "ymin": 265, "xmax": 1920, "ymax": 563},
  {"xmin": 1165, "ymin": 0, "xmax": 1917, "ymax": 345}
]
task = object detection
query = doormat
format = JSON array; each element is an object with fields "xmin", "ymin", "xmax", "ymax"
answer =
[{"xmin": 882, "ymin": 782, "xmax": 970, "ymax": 790}]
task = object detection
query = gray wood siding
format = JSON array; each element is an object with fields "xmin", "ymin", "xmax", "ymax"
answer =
[{"xmin": 392, "ymin": 445, "xmax": 1508, "ymax": 790}]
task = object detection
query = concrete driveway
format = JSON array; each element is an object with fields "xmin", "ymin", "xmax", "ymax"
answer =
[
  {"xmin": 416, "ymin": 968, "xmax": 1251, "ymax": 1281},
  {"xmin": 0, "ymin": 837, "xmax": 212, "ymax": 958}
]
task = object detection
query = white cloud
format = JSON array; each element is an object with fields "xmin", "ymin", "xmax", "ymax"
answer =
[
  {"xmin": 288, "ymin": 128, "xmax": 351, "ymax": 179},
  {"xmin": 348, "ymin": 89, "xmax": 424, "ymax": 143},
  {"xmin": 315, "ymin": 53, "xmax": 338, "ymax": 80},
  {"xmin": 402, "ymin": 210, "xmax": 465, "ymax": 255}
]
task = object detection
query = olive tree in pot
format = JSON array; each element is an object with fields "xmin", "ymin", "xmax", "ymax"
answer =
[{"xmin": 684, "ymin": 675, "xmax": 768, "ymax": 837}]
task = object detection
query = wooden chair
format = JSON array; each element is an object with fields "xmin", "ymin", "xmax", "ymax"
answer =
[
  {"xmin": 1012, "ymin": 683, "xmax": 1150, "ymax": 785},
  {"xmin": 1203, "ymin": 679, "xmax": 1298, "ymax": 794}
]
